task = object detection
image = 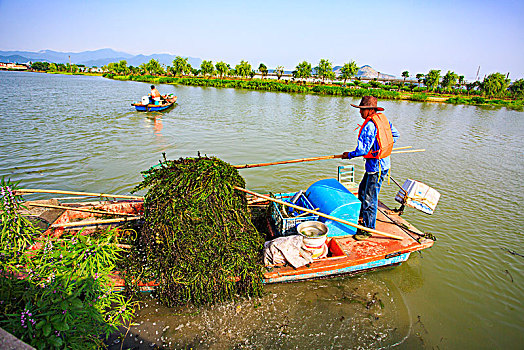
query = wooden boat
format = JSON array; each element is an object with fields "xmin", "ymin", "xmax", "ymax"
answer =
[
  {"xmin": 131, "ymin": 95, "xmax": 177, "ymax": 112},
  {"xmin": 22, "ymin": 177, "xmax": 434, "ymax": 289}
]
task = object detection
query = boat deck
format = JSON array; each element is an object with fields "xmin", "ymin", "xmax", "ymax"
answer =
[{"xmin": 263, "ymin": 201, "xmax": 433, "ymax": 283}]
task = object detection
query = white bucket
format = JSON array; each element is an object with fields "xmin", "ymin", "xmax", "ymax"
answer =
[
  {"xmin": 141, "ymin": 96, "xmax": 149, "ymax": 105},
  {"xmin": 297, "ymin": 221, "xmax": 328, "ymax": 248},
  {"xmin": 308, "ymin": 243, "xmax": 328, "ymax": 259}
]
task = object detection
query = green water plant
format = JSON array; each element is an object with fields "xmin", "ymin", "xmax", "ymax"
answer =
[
  {"xmin": 128, "ymin": 155, "xmax": 264, "ymax": 307},
  {"xmin": 0, "ymin": 178, "xmax": 135, "ymax": 349},
  {"xmin": 410, "ymin": 93, "xmax": 428, "ymax": 101}
]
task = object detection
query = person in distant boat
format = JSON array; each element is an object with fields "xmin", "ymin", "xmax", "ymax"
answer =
[
  {"xmin": 149, "ymin": 85, "xmax": 162, "ymax": 105},
  {"xmin": 342, "ymin": 96, "xmax": 399, "ymax": 240}
]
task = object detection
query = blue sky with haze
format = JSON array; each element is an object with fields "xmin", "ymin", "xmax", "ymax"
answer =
[{"xmin": 1, "ymin": 0, "xmax": 523, "ymax": 79}]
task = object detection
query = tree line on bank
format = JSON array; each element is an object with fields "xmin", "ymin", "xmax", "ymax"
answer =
[
  {"xmin": 30, "ymin": 61, "xmax": 98, "ymax": 73},
  {"xmin": 30, "ymin": 57, "xmax": 524, "ymax": 99}
]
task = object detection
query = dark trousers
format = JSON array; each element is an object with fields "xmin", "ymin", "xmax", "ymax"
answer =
[{"xmin": 358, "ymin": 169, "xmax": 389, "ymax": 229}]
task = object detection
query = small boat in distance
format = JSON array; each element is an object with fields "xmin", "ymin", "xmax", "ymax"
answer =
[{"xmin": 132, "ymin": 94, "xmax": 177, "ymax": 112}]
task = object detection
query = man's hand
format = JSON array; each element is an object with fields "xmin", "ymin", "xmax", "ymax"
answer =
[{"xmin": 342, "ymin": 152, "xmax": 352, "ymax": 160}]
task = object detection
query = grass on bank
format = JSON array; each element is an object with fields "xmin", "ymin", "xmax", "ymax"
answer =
[{"xmin": 104, "ymin": 73, "xmax": 523, "ymax": 111}]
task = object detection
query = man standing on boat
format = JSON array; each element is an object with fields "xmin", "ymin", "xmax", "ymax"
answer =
[{"xmin": 342, "ymin": 96, "xmax": 399, "ymax": 240}]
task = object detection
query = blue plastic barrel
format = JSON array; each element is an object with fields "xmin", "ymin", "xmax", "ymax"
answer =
[{"xmin": 305, "ymin": 178, "xmax": 361, "ymax": 236}]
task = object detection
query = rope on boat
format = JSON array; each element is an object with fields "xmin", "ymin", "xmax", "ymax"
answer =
[{"xmin": 377, "ymin": 207, "xmax": 436, "ymax": 243}]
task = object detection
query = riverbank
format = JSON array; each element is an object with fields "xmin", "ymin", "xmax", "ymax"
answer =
[
  {"xmin": 104, "ymin": 73, "xmax": 523, "ymax": 110},
  {"xmin": 46, "ymin": 71, "xmax": 104, "ymax": 77}
]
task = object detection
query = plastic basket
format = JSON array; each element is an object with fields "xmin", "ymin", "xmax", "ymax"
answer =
[{"xmin": 270, "ymin": 192, "xmax": 319, "ymax": 236}]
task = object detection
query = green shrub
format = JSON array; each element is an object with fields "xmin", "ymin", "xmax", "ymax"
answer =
[
  {"xmin": 446, "ymin": 97, "xmax": 467, "ymax": 104},
  {"xmin": 0, "ymin": 179, "xmax": 135, "ymax": 349},
  {"xmin": 471, "ymin": 96, "xmax": 486, "ymax": 104},
  {"xmin": 411, "ymin": 93, "xmax": 428, "ymax": 101}
]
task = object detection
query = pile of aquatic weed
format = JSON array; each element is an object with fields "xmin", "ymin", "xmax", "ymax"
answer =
[{"xmin": 126, "ymin": 155, "xmax": 264, "ymax": 306}]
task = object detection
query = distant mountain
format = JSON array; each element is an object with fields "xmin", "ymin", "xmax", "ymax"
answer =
[
  {"xmin": 0, "ymin": 48, "xmax": 132, "ymax": 65},
  {"xmin": 0, "ymin": 50, "xmax": 390, "ymax": 78},
  {"xmin": 333, "ymin": 65, "xmax": 395, "ymax": 79},
  {"xmin": 356, "ymin": 65, "xmax": 395, "ymax": 79},
  {"xmin": 0, "ymin": 49, "xmax": 201, "ymax": 68},
  {"xmin": 0, "ymin": 55, "xmax": 32, "ymax": 64}
]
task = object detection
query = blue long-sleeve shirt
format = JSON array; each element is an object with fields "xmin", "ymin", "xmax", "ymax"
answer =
[{"xmin": 348, "ymin": 118, "xmax": 399, "ymax": 173}]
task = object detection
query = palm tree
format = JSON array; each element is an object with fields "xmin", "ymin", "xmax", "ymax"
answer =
[
  {"xmin": 200, "ymin": 60, "xmax": 215, "ymax": 77},
  {"xmin": 457, "ymin": 75, "xmax": 465, "ymax": 90},
  {"xmin": 172, "ymin": 56, "xmax": 189, "ymax": 76},
  {"xmin": 424, "ymin": 70, "xmax": 441, "ymax": 91},
  {"xmin": 215, "ymin": 61, "xmax": 228, "ymax": 78},
  {"xmin": 340, "ymin": 60, "xmax": 358, "ymax": 85},
  {"xmin": 235, "ymin": 60, "xmax": 252, "ymax": 79},
  {"xmin": 442, "ymin": 71, "xmax": 459, "ymax": 92},
  {"xmin": 316, "ymin": 59, "xmax": 333, "ymax": 83},
  {"xmin": 416, "ymin": 73, "xmax": 424, "ymax": 87},
  {"xmin": 402, "ymin": 71, "xmax": 409, "ymax": 85},
  {"xmin": 258, "ymin": 63, "xmax": 268, "ymax": 79},
  {"xmin": 294, "ymin": 61, "xmax": 312, "ymax": 83},
  {"xmin": 481, "ymin": 72, "xmax": 510, "ymax": 97},
  {"xmin": 275, "ymin": 66, "xmax": 284, "ymax": 80}
]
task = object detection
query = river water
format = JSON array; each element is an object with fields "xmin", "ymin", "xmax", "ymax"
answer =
[{"xmin": 1, "ymin": 71, "xmax": 523, "ymax": 349}]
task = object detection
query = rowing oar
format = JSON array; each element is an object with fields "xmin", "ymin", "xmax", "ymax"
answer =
[
  {"xmin": 15, "ymin": 189, "xmax": 143, "ymax": 200},
  {"xmin": 233, "ymin": 148, "xmax": 424, "ymax": 169},
  {"xmin": 234, "ymin": 186, "xmax": 403, "ymax": 240},
  {"xmin": 24, "ymin": 202, "xmax": 136, "ymax": 216}
]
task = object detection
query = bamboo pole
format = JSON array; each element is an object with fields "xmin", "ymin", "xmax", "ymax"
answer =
[
  {"xmin": 390, "ymin": 149, "xmax": 425, "ymax": 154},
  {"xmin": 234, "ymin": 186, "xmax": 403, "ymax": 240},
  {"xmin": 234, "ymin": 154, "xmax": 342, "ymax": 169},
  {"xmin": 51, "ymin": 216, "xmax": 142, "ymax": 228},
  {"xmin": 16, "ymin": 189, "xmax": 144, "ymax": 200},
  {"xmin": 234, "ymin": 147, "xmax": 423, "ymax": 169},
  {"xmin": 24, "ymin": 202, "xmax": 136, "ymax": 216}
]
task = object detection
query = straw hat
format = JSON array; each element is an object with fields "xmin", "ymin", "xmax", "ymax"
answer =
[{"xmin": 350, "ymin": 96, "xmax": 384, "ymax": 111}]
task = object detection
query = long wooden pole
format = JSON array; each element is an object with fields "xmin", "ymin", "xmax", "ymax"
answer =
[
  {"xmin": 15, "ymin": 189, "xmax": 144, "ymax": 200},
  {"xmin": 234, "ymin": 154, "xmax": 342, "ymax": 169},
  {"xmin": 234, "ymin": 186, "xmax": 403, "ymax": 240},
  {"xmin": 51, "ymin": 216, "xmax": 142, "ymax": 228},
  {"xmin": 234, "ymin": 148, "xmax": 424, "ymax": 169},
  {"xmin": 25, "ymin": 202, "xmax": 136, "ymax": 216},
  {"xmin": 391, "ymin": 149, "xmax": 425, "ymax": 154}
]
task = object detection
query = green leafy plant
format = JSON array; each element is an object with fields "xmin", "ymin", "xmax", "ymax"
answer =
[
  {"xmin": 0, "ymin": 179, "xmax": 135, "ymax": 349},
  {"xmin": 410, "ymin": 93, "xmax": 428, "ymax": 101},
  {"xmin": 128, "ymin": 155, "xmax": 264, "ymax": 307}
]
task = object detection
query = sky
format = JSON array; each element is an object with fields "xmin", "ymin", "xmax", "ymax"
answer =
[{"xmin": 0, "ymin": 0, "xmax": 523, "ymax": 80}]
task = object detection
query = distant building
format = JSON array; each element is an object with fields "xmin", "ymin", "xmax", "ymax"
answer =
[{"xmin": 0, "ymin": 62, "xmax": 28, "ymax": 70}]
